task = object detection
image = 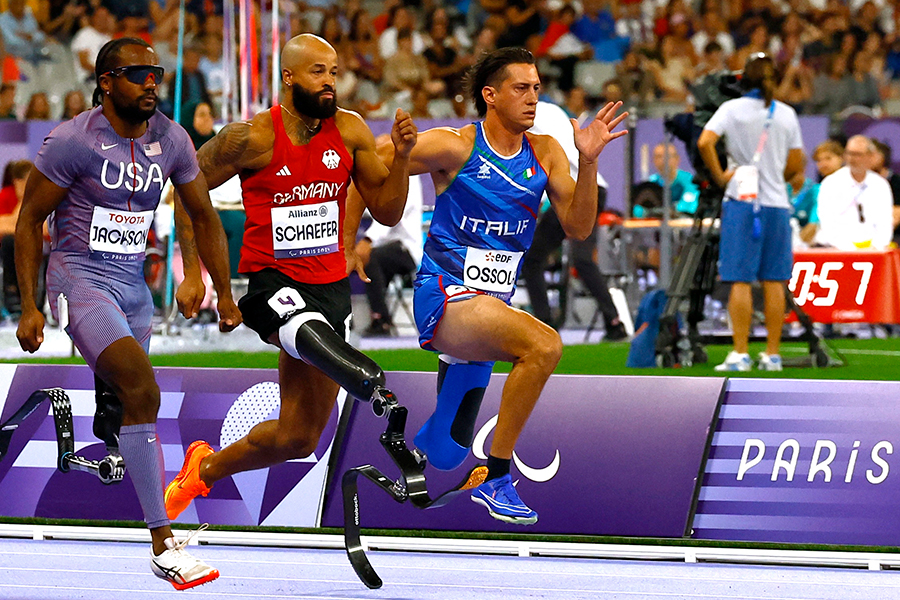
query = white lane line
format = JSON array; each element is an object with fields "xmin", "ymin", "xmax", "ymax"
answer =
[{"xmin": 4, "ymin": 563, "xmax": 897, "ymax": 592}]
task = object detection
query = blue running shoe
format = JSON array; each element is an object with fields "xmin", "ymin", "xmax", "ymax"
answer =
[{"xmin": 471, "ymin": 474, "xmax": 538, "ymax": 525}]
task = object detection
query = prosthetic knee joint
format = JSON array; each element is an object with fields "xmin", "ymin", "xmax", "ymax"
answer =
[
  {"xmin": 413, "ymin": 355, "xmax": 493, "ymax": 471},
  {"xmin": 279, "ymin": 312, "xmax": 398, "ymax": 417}
]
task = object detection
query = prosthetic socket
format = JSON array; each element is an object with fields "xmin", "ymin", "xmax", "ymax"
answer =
[
  {"xmin": 279, "ymin": 313, "xmax": 397, "ymax": 416},
  {"xmin": 414, "ymin": 355, "xmax": 493, "ymax": 471}
]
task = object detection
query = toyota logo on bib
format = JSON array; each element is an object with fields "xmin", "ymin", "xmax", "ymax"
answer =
[{"xmin": 322, "ymin": 149, "xmax": 341, "ymax": 169}]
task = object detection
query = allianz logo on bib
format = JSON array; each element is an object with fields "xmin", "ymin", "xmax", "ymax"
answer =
[{"xmin": 100, "ymin": 160, "xmax": 165, "ymax": 192}]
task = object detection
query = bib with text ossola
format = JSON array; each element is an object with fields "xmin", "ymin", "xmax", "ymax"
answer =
[
  {"xmin": 271, "ymin": 201, "xmax": 339, "ymax": 259},
  {"xmin": 89, "ymin": 206, "xmax": 154, "ymax": 261},
  {"xmin": 463, "ymin": 247, "xmax": 523, "ymax": 295}
]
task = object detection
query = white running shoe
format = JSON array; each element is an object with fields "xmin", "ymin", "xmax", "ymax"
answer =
[
  {"xmin": 758, "ymin": 352, "xmax": 783, "ymax": 371},
  {"xmin": 151, "ymin": 525, "xmax": 219, "ymax": 590},
  {"xmin": 714, "ymin": 351, "xmax": 752, "ymax": 372}
]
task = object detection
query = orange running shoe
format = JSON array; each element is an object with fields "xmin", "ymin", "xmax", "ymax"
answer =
[{"xmin": 165, "ymin": 440, "xmax": 214, "ymax": 520}]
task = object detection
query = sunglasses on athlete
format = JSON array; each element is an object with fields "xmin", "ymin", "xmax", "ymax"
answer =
[{"xmin": 104, "ymin": 65, "xmax": 165, "ymax": 85}]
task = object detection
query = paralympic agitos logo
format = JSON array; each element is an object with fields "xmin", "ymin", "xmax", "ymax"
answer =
[{"xmin": 472, "ymin": 414, "xmax": 560, "ymax": 482}]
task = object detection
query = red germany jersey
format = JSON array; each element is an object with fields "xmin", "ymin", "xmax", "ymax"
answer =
[{"xmin": 239, "ymin": 105, "xmax": 353, "ymax": 284}]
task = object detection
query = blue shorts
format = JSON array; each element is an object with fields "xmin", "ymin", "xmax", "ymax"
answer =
[
  {"xmin": 413, "ymin": 273, "xmax": 486, "ymax": 352},
  {"xmin": 46, "ymin": 253, "xmax": 153, "ymax": 370},
  {"xmin": 718, "ymin": 201, "xmax": 793, "ymax": 283}
]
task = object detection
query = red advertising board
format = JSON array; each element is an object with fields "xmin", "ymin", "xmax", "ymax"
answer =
[{"xmin": 788, "ymin": 249, "xmax": 900, "ymax": 323}]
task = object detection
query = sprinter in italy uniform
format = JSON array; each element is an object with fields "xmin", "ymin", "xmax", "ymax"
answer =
[{"xmin": 378, "ymin": 48, "xmax": 627, "ymax": 524}]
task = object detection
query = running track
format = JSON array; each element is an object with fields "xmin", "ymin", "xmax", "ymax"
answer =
[{"xmin": 2, "ymin": 536, "xmax": 900, "ymax": 600}]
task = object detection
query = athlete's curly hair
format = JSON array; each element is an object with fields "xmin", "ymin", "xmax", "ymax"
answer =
[
  {"xmin": 464, "ymin": 47, "xmax": 536, "ymax": 118},
  {"xmin": 92, "ymin": 38, "xmax": 154, "ymax": 107}
]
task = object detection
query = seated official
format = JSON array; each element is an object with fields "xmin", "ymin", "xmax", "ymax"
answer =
[
  {"xmin": 632, "ymin": 142, "xmax": 699, "ymax": 218},
  {"xmin": 815, "ymin": 135, "xmax": 894, "ymax": 251}
]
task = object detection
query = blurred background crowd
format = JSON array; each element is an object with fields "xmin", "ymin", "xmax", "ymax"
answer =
[{"xmin": 2, "ymin": 0, "xmax": 900, "ymax": 125}]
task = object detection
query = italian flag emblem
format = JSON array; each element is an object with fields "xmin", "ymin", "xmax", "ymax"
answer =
[{"xmin": 523, "ymin": 167, "xmax": 535, "ymax": 179}]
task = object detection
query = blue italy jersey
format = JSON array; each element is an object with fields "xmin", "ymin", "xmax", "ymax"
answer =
[{"xmin": 418, "ymin": 122, "xmax": 548, "ymax": 302}]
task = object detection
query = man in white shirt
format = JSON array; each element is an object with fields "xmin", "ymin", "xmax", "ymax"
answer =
[
  {"xmin": 699, "ymin": 53, "xmax": 805, "ymax": 372},
  {"xmin": 352, "ymin": 174, "xmax": 424, "ymax": 335},
  {"xmin": 815, "ymin": 135, "xmax": 894, "ymax": 251},
  {"xmin": 70, "ymin": 6, "xmax": 114, "ymax": 87},
  {"xmin": 521, "ymin": 100, "xmax": 626, "ymax": 340}
]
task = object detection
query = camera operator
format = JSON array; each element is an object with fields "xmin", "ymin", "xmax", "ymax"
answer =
[{"xmin": 697, "ymin": 53, "xmax": 805, "ymax": 372}]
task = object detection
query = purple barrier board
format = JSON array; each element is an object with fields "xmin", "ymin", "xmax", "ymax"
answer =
[
  {"xmin": 322, "ymin": 372, "xmax": 724, "ymax": 537},
  {"xmin": 0, "ymin": 364, "xmax": 341, "ymax": 528},
  {"xmin": 693, "ymin": 378, "xmax": 900, "ymax": 546}
]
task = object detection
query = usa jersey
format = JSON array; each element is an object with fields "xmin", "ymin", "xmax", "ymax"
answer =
[
  {"xmin": 419, "ymin": 122, "xmax": 548, "ymax": 301},
  {"xmin": 239, "ymin": 105, "xmax": 352, "ymax": 284},
  {"xmin": 34, "ymin": 106, "xmax": 199, "ymax": 266}
]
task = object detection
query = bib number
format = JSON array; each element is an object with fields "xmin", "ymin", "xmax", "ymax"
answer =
[
  {"xmin": 89, "ymin": 207, "xmax": 154, "ymax": 260},
  {"xmin": 271, "ymin": 201, "xmax": 339, "ymax": 259},
  {"xmin": 463, "ymin": 247, "xmax": 522, "ymax": 294}
]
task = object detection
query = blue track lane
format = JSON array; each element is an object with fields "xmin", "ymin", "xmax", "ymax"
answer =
[{"xmin": 2, "ymin": 538, "xmax": 900, "ymax": 600}]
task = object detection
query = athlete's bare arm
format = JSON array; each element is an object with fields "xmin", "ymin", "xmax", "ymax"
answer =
[
  {"xmin": 377, "ymin": 125, "xmax": 475, "ymax": 195},
  {"xmin": 15, "ymin": 169, "xmax": 68, "ymax": 352},
  {"xmin": 543, "ymin": 101, "xmax": 628, "ymax": 239},
  {"xmin": 175, "ymin": 174, "xmax": 242, "ymax": 332},
  {"xmin": 340, "ymin": 108, "xmax": 416, "ymax": 227},
  {"xmin": 196, "ymin": 113, "xmax": 274, "ymax": 189}
]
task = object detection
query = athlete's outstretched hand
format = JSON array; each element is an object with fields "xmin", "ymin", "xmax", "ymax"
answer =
[
  {"xmin": 16, "ymin": 307, "xmax": 45, "ymax": 353},
  {"xmin": 176, "ymin": 275, "xmax": 206, "ymax": 320},
  {"xmin": 572, "ymin": 101, "xmax": 628, "ymax": 161},
  {"xmin": 391, "ymin": 108, "xmax": 418, "ymax": 158},
  {"xmin": 217, "ymin": 297, "xmax": 242, "ymax": 333}
]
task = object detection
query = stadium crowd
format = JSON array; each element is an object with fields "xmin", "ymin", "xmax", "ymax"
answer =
[{"xmin": 2, "ymin": 0, "xmax": 900, "ymax": 123}]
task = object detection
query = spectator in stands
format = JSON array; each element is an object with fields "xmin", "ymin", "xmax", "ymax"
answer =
[
  {"xmin": 869, "ymin": 139, "xmax": 900, "ymax": 246},
  {"xmin": 496, "ymin": 0, "xmax": 543, "ymax": 50},
  {"xmin": 847, "ymin": 51, "xmax": 881, "ymax": 113},
  {"xmin": 60, "ymin": 89, "xmax": 86, "ymax": 120},
  {"xmin": 614, "ymin": 49, "xmax": 658, "ymax": 107},
  {"xmin": 802, "ymin": 10, "xmax": 843, "ymax": 71},
  {"xmin": 0, "ymin": 158, "xmax": 31, "ymax": 315},
  {"xmin": 786, "ymin": 168, "xmax": 819, "ymax": 246},
  {"xmin": 729, "ymin": 21, "xmax": 773, "ymax": 71},
  {"xmin": 691, "ymin": 11, "xmax": 734, "ymax": 59},
  {"xmin": 615, "ymin": 0, "xmax": 654, "ymax": 51},
  {"xmin": 572, "ymin": 0, "xmax": 628, "ymax": 62},
  {"xmin": 423, "ymin": 12, "xmax": 470, "ymax": 99},
  {"xmin": 348, "ymin": 9, "xmax": 384, "ymax": 86},
  {"xmin": 198, "ymin": 33, "xmax": 225, "ymax": 113},
  {"xmin": 535, "ymin": 4, "xmax": 591, "ymax": 92},
  {"xmin": 564, "ymin": 86, "xmax": 592, "ymax": 123},
  {"xmin": 808, "ymin": 54, "xmax": 853, "ymax": 118},
  {"xmin": 813, "ymin": 139, "xmax": 844, "ymax": 181},
  {"xmin": 775, "ymin": 56, "xmax": 813, "ymax": 112},
  {"xmin": 70, "ymin": 4, "xmax": 114, "ymax": 87},
  {"xmin": 815, "ymin": 135, "xmax": 894, "ymax": 250},
  {"xmin": 165, "ymin": 44, "xmax": 211, "ymax": 115},
  {"xmin": 382, "ymin": 28, "xmax": 444, "ymax": 105},
  {"xmin": 648, "ymin": 35, "xmax": 694, "ymax": 102},
  {"xmin": 695, "ymin": 40, "xmax": 728, "ymax": 78},
  {"xmin": 0, "ymin": 0, "xmax": 50, "ymax": 64},
  {"xmin": 378, "ymin": 5, "xmax": 426, "ymax": 59},
  {"xmin": 23, "ymin": 92, "xmax": 50, "ymax": 120},
  {"xmin": 0, "ymin": 82, "xmax": 16, "ymax": 119}
]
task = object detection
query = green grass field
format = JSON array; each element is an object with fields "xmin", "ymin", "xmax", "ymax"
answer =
[{"xmin": 7, "ymin": 336, "xmax": 900, "ymax": 381}]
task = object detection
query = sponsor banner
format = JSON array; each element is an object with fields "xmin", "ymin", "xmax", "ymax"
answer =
[
  {"xmin": 322, "ymin": 372, "xmax": 724, "ymax": 536},
  {"xmin": 0, "ymin": 365, "xmax": 341, "ymax": 528},
  {"xmin": 694, "ymin": 378, "xmax": 900, "ymax": 545}
]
